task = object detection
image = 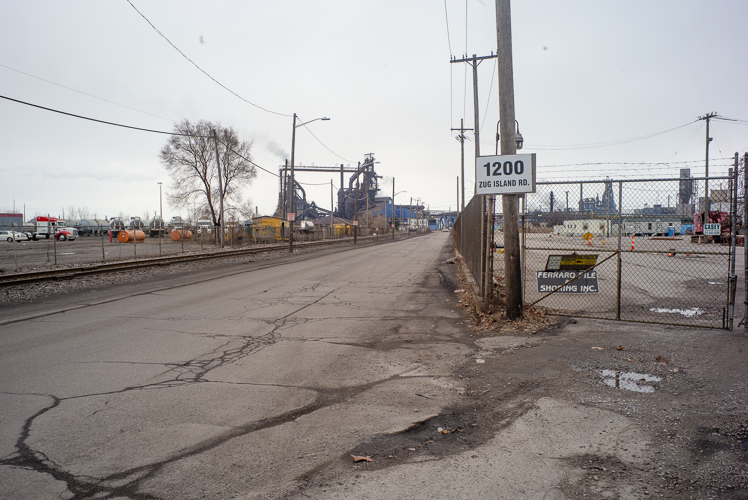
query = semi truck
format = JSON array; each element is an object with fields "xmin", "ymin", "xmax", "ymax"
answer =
[{"xmin": 29, "ymin": 216, "xmax": 78, "ymax": 241}]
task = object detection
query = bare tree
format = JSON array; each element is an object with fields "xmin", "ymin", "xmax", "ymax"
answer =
[
  {"xmin": 160, "ymin": 119, "xmax": 256, "ymax": 232},
  {"xmin": 77, "ymin": 206, "xmax": 90, "ymax": 220}
]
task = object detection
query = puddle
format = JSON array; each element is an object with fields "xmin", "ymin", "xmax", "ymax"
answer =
[
  {"xmin": 649, "ymin": 307, "xmax": 703, "ymax": 318},
  {"xmin": 601, "ymin": 370, "xmax": 661, "ymax": 393}
]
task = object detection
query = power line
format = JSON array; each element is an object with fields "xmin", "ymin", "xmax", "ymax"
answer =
[
  {"xmin": 526, "ymin": 121, "xmax": 696, "ymax": 150},
  {"xmin": 479, "ymin": 57, "xmax": 497, "ymax": 136},
  {"xmin": 298, "ymin": 118, "xmax": 356, "ymax": 163},
  {"xmin": 462, "ymin": 0, "xmax": 468, "ymax": 121},
  {"xmin": 443, "ymin": 0, "xmax": 452, "ymax": 55},
  {"xmin": 125, "ymin": 0, "xmax": 290, "ymax": 118},
  {"xmin": 0, "ymin": 63, "xmax": 177, "ymax": 123},
  {"xmin": 0, "ymin": 93, "xmax": 283, "ymax": 178},
  {"xmin": 0, "ymin": 94, "xmax": 194, "ymax": 136}
]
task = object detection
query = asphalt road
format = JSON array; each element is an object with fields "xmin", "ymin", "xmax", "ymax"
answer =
[
  {"xmin": 2, "ymin": 232, "xmax": 746, "ymax": 500},
  {"xmin": 0, "ymin": 232, "xmax": 470, "ymax": 499}
]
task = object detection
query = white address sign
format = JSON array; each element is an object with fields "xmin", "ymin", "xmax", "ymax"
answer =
[{"xmin": 475, "ymin": 153, "xmax": 536, "ymax": 195}]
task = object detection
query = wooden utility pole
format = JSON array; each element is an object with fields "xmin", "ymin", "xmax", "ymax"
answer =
[
  {"xmin": 330, "ymin": 180, "xmax": 335, "ymax": 239},
  {"xmin": 496, "ymin": 0, "xmax": 522, "ymax": 319},
  {"xmin": 698, "ymin": 112, "xmax": 718, "ymax": 218},
  {"xmin": 456, "ymin": 177, "xmax": 460, "ymax": 215},
  {"xmin": 451, "ymin": 119, "xmax": 472, "ymax": 211},
  {"xmin": 742, "ymin": 153, "xmax": 748, "ymax": 329},
  {"xmin": 391, "ymin": 178, "xmax": 395, "ymax": 239},
  {"xmin": 452, "ymin": 52, "xmax": 498, "ymax": 301}
]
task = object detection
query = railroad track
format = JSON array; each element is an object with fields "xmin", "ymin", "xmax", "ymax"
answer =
[{"xmin": 0, "ymin": 236, "xmax": 388, "ymax": 287}]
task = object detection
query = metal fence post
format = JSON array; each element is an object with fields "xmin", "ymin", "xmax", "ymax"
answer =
[
  {"xmin": 479, "ymin": 196, "xmax": 486, "ymax": 297},
  {"xmin": 11, "ymin": 223, "xmax": 18, "ymax": 271},
  {"xmin": 742, "ymin": 153, "xmax": 748, "ymax": 330},
  {"xmin": 101, "ymin": 225, "xmax": 105, "ymax": 261},
  {"xmin": 51, "ymin": 214, "xmax": 57, "ymax": 266},
  {"xmin": 728, "ymin": 155, "xmax": 739, "ymax": 330},
  {"xmin": 617, "ymin": 181, "xmax": 623, "ymax": 321}
]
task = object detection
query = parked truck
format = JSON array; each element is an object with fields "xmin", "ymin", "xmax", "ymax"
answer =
[
  {"xmin": 692, "ymin": 211, "xmax": 731, "ymax": 243},
  {"xmin": 29, "ymin": 216, "xmax": 78, "ymax": 241}
]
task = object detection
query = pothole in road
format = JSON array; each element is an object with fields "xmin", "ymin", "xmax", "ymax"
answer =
[{"xmin": 601, "ymin": 370, "xmax": 661, "ymax": 393}]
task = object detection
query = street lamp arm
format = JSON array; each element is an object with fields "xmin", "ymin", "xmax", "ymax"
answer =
[{"xmin": 296, "ymin": 117, "xmax": 330, "ymax": 128}]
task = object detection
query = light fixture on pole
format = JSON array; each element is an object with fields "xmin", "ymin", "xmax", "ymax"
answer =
[
  {"xmin": 393, "ymin": 190, "xmax": 407, "ymax": 231},
  {"xmin": 495, "ymin": 120, "xmax": 524, "ymax": 154},
  {"xmin": 289, "ymin": 114, "xmax": 330, "ymax": 253}
]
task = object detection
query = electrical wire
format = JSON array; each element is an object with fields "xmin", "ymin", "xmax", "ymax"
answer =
[
  {"xmin": 443, "ymin": 0, "xmax": 452, "ymax": 55},
  {"xmin": 479, "ymin": 57, "xmax": 497, "ymax": 136},
  {"xmin": 298, "ymin": 118, "xmax": 356, "ymax": 163},
  {"xmin": 125, "ymin": 0, "xmax": 290, "ymax": 118},
  {"xmin": 526, "ymin": 121, "xmax": 697, "ymax": 150},
  {"xmin": 1, "ymin": 92, "xmax": 286, "ymax": 179},
  {"xmin": 0, "ymin": 94, "xmax": 196, "ymax": 136},
  {"xmin": 668, "ymin": 123, "xmax": 704, "ymax": 160},
  {"xmin": 462, "ymin": 0, "xmax": 468, "ymax": 122},
  {"xmin": 444, "ymin": 0, "xmax": 454, "ymax": 131},
  {"xmin": 0, "ymin": 63, "xmax": 177, "ymax": 123}
]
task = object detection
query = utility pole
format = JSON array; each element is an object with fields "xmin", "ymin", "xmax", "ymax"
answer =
[
  {"xmin": 451, "ymin": 119, "xmax": 472, "ymax": 211},
  {"xmin": 391, "ymin": 178, "xmax": 395, "ymax": 239},
  {"xmin": 283, "ymin": 160, "xmax": 288, "ymax": 218},
  {"xmin": 741, "ymin": 153, "xmax": 748, "ymax": 330},
  {"xmin": 288, "ymin": 114, "xmax": 297, "ymax": 253},
  {"xmin": 698, "ymin": 112, "xmax": 718, "ymax": 219},
  {"xmin": 496, "ymin": 0, "xmax": 522, "ymax": 320},
  {"xmin": 452, "ymin": 52, "xmax": 497, "ymax": 302},
  {"xmin": 211, "ymin": 129, "xmax": 224, "ymax": 248},
  {"xmin": 456, "ymin": 177, "xmax": 460, "ymax": 215},
  {"xmin": 330, "ymin": 180, "xmax": 335, "ymax": 239}
]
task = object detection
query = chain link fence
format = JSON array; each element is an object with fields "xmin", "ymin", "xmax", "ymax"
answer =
[
  {"xmin": 453, "ymin": 196, "xmax": 484, "ymax": 288},
  {"xmin": 456, "ymin": 173, "xmax": 742, "ymax": 329},
  {"xmin": 0, "ymin": 221, "xmax": 408, "ymax": 272}
]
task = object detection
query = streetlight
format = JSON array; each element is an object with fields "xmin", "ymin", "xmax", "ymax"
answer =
[
  {"xmin": 393, "ymin": 190, "xmax": 407, "ymax": 233},
  {"xmin": 289, "ymin": 113, "xmax": 330, "ymax": 253},
  {"xmin": 495, "ymin": 120, "xmax": 524, "ymax": 154}
]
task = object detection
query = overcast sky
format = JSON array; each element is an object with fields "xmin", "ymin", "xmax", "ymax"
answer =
[{"xmin": 2, "ymin": 0, "xmax": 747, "ymax": 221}]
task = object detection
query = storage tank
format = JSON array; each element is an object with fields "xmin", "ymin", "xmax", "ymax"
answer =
[
  {"xmin": 170, "ymin": 229, "xmax": 193, "ymax": 241},
  {"xmin": 117, "ymin": 230, "xmax": 146, "ymax": 243}
]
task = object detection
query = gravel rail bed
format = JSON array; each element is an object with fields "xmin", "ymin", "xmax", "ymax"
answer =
[{"xmin": 0, "ymin": 240, "xmax": 356, "ymax": 305}]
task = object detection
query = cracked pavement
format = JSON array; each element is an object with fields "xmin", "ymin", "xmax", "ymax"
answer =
[
  {"xmin": 0, "ymin": 234, "xmax": 470, "ymax": 499},
  {"xmin": 3, "ymin": 232, "xmax": 746, "ymax": 499}
]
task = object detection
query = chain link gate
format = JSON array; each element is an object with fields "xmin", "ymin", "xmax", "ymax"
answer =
[{"xmin": 491, "ymin": 175, "xmax": 739, "ymax": 329}]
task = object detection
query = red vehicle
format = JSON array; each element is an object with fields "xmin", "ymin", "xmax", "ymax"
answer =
[
  {"xmin": 30, "ymin": 216, "xmax": 78, "ymax": 241},
  {"xmin": 693, "ymin": 211, "xmax": 730, "ymax": 243}
]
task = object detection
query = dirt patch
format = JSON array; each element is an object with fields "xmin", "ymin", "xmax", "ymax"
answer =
[{"xmin": 452, "ymin": 255, "xmax": 562, "ymax": 336}]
